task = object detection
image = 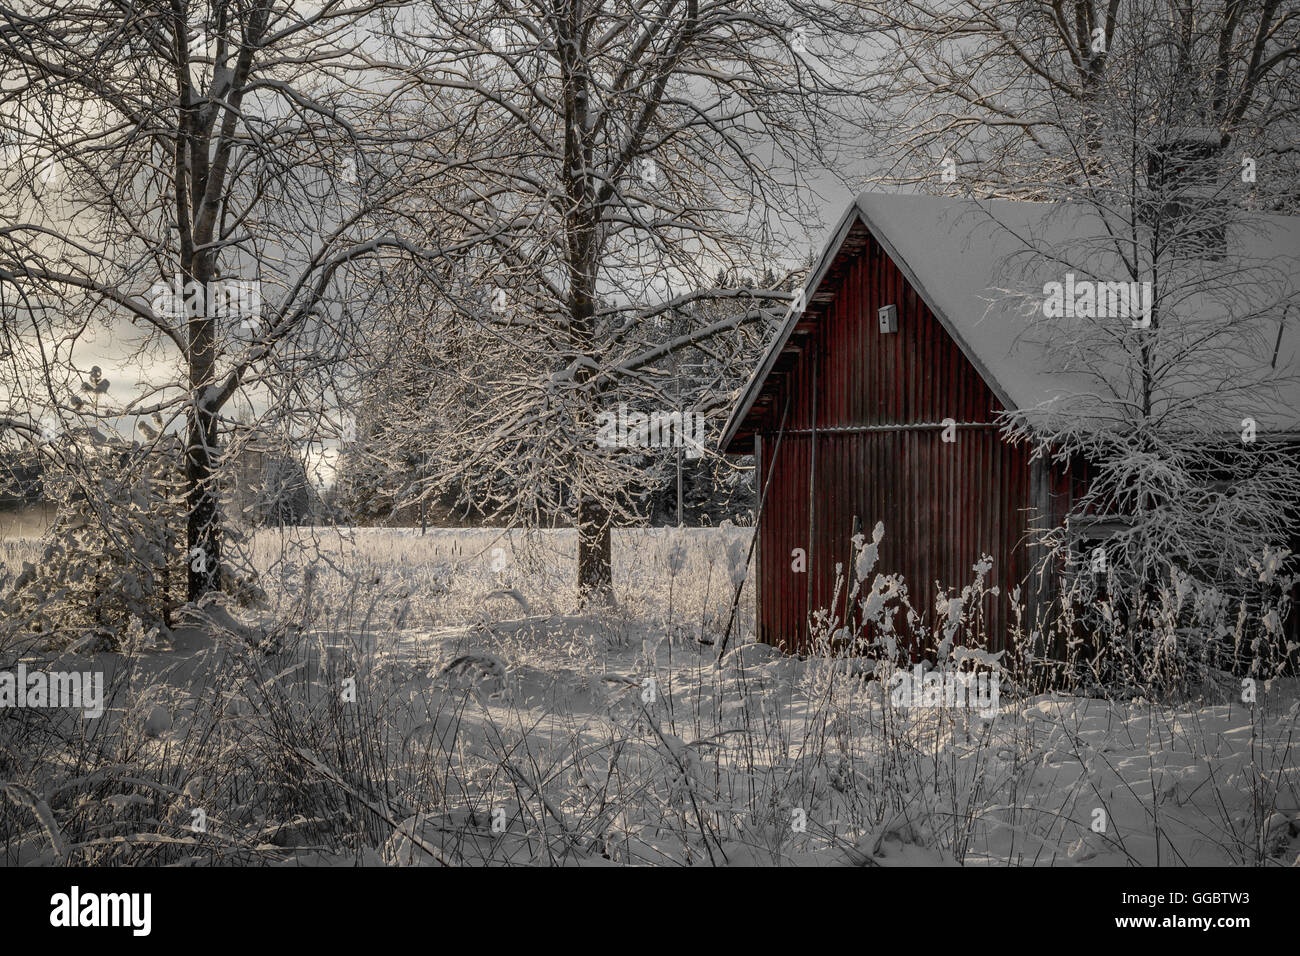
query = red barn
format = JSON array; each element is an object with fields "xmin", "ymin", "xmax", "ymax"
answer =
[{"xmin": 720, "ymin": 193, "xmax": 1300, "ymax": 656}]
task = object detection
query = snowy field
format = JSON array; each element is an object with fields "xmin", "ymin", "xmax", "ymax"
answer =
[{"xmin": 2, "ymin": 525, "xmax": 1298, "ymax": 867}]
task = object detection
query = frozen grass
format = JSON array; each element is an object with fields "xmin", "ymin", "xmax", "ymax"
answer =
[{"xmin": 1, "ymin": 526, "xmax": 1298, "ymax": 866}]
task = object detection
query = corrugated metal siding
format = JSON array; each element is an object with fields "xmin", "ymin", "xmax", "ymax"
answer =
[{"xmin": 755, "ymin": 233, "xmax": 1038, "ymax": 656}]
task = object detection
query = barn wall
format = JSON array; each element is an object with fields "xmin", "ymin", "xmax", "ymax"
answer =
[{"xmin": 754, "ymin": 232, "xmax": 1042, "ymax": 656}]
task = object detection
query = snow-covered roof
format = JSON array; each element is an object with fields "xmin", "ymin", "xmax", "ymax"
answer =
[{"xmin": 721, "ymin": 192, "xmax": 1300, "ymax": 451}]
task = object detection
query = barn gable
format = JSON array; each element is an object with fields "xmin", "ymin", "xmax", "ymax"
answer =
[{"xmin": 721, "ymin": 200, "xmax": 1009, "ymax": 454}]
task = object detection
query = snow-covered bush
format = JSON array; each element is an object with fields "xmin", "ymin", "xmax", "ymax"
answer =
[
  {"xmin": 1051, "ymin": 547, "xmax": 1299, "ymax": 697},
  {"xmin": 1, "ymin": 428, "xmax": 185, "ymax": 650}
]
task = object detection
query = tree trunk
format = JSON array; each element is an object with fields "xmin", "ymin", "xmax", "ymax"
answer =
[
  {"xmin": 578, "ymin": 496, "xmax": 613, "ymax": 606},
  {"xmin": 185, "ymin": 399, "xmax": 222, "ymax": 600},
  {"xmin": 559, "ymin": 6, "xmax": 612, "ymax": 607}
]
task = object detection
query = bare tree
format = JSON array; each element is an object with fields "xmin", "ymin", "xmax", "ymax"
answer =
[
  {"xmin": 0, "ymin": 0, "xmax": 442, "ymax": 600},
  {"xmin": 381, "ymin": 0, "xmax": 874, "ymax": 603}
]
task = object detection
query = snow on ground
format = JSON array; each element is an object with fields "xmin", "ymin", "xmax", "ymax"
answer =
[{"xmin": 2, "ymin": 526, "xmax": 1298, "ymax": 866}]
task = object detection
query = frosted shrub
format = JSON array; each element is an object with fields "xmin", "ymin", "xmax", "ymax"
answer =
[
  {"xmin": 1, "ymin": 436, "xmax": 185, "ymax": 650},
  {"xmin": 1052, "ymin": 549, "xmax": 1299, "ymax": 698}
]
